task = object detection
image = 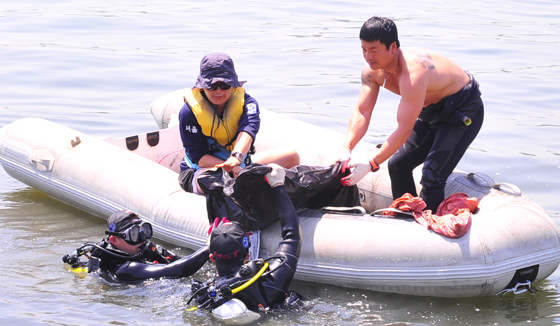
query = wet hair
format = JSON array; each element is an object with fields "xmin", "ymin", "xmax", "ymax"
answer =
[{"xmin": 359, "ymin": 16, "xmax": 400, "ymax": 49}]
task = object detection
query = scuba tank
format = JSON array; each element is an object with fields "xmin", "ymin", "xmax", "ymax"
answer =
[
  {"xmin": 211, "ymin": 298, "xmax": 261, "ymax": 324},
  {"xmin": 62, "ymin": 245, "xmax": 92, "ymax": 277}
]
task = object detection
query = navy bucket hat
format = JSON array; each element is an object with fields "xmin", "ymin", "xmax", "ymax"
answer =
[{"xmin": 194, "ymin": 52, "xmax": 245, "ymax": 89}]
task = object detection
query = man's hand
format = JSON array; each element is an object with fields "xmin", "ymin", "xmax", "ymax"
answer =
[
  {"xmin": 341, "ymin": 161, "xmax": 371, "ymax": 186},
  {"xmin": 336, "ymin": 148, "xmax": 352, "ymax": 172},
  {"xmin": 208, "ymin": 217, "xmax": 230, "ymax": 235},
  {"xmin": 264, "ymin": 163, "xmax": 286, "ymax": 187}
]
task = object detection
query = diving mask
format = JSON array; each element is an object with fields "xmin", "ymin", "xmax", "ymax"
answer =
[{"xmin": 116, "ymin": 222, "xmax": 153, "ymax": 245}]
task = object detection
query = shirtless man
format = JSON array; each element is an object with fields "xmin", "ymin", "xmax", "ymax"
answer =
[{"xmin": 340, "ymin": 16, "xmax": 484, "ymax": 211}]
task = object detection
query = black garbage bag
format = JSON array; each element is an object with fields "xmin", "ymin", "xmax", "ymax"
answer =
[{"xmin": 197, "ymin": 162, "xmax": 360, "ymax": 231}]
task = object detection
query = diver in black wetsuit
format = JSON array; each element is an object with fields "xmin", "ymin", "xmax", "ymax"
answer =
[
  {"xmin": 63, "ymin": 209, "xmax": 209, "ymax": 282},
  {"xmin": 189, "ymin": 163, "xmax": 303, "ymax": 313}
]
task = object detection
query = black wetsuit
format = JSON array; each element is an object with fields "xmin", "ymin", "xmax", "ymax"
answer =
[
  {"xmin": 388, "ymin": 71, "xmax": 484, "ymax": 211},
  {"xmin": 198, "ymin": 185, "xmax": 302, "ymax": 311},
  {"xmin": 87, "ymin": 240, "xmax": 209, "ymax": 282}
]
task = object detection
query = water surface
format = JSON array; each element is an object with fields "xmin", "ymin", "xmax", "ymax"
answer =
[{"xmin": 1, "ymin": 1, "xmax": 560, "ymax": 325}]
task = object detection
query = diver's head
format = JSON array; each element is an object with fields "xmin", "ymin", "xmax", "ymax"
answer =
[
  {"xmin": 105, "ymin": 209, "xmax": 153, "ymax": 255},
  {"xmin": 209, "ymin": 221, "xmax": 251, "ymax": 276}
]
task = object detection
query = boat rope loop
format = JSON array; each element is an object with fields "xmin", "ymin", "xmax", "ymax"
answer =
[
  {"xmin": 496, "ymin": 264, "xmax": 539, "ymax": 295},
  {"xmin": 496, "ymin": 281, "xmax": 537, "ymax": 295}
]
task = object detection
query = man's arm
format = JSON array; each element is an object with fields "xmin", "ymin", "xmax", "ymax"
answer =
[
  {"xmin": 372, "ymin": 69, "xmax": 428, "ymax": 165},
  {"xmin": 343, "ymin": 65, "xmax": 381, "ymax": 151},
  {"xmin": 261, "ymin": 166, "xmax": 301, "ymax": 296},
  {"xmin": 341, "ymin": 65, "xmax": 429, "ymax": 186},
  {"xmin": 114, "ymin": 246, "xmax": 210, "ymax": 282}
]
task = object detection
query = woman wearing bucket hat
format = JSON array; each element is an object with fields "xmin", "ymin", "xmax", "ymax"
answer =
[{"xmin": 178, "ymin": 52, "xmax": 300, "ymax": 194}]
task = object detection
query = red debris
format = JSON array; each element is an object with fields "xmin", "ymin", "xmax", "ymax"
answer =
[{"xmin": 383, "ymin": 193, "xmax": 479, "ymax": 238}]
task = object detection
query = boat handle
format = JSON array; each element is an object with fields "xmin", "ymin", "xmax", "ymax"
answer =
[
  {"xmin": 371, "ymin": 208, "xmax": 414, "ymax": 217},
  {"xmin": 492, "ymin": 183, "xmax": 522, "ymax": 196},
  {"xmin": 29, "ymin": 149, "xmax": 55, "ymax": 172},
  {"xmin": 320, "ymin": 206, "xmax": 367, "ymax": 215}
]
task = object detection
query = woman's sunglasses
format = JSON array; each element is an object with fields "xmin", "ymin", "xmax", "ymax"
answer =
[{"xmin": 208, "ymin": 82, "xmax": 232, "ymax": 91}]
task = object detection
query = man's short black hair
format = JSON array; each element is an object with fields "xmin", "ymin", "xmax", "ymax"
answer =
[{"xmin": 359, "ymin": 16, "xmax": 400, "ymax": 50}]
